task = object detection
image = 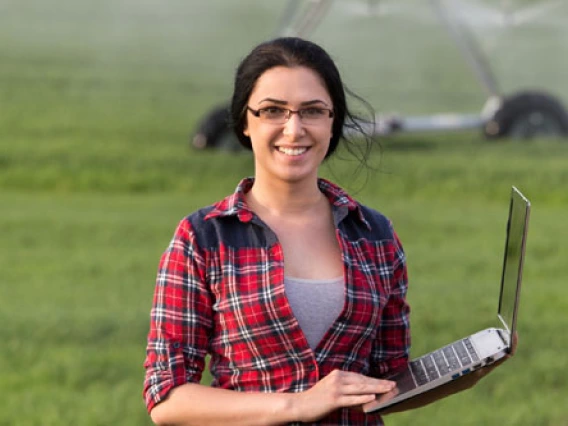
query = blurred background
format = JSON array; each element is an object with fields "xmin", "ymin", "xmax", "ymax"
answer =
[{"xmin": 1, "ymin": 0, "xmax": 567, "ymax": 425}]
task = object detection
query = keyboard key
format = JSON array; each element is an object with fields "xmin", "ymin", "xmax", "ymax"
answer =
[
  {"xmin": 423, "ymin": 356, "xmax": 440, "ymax": 380},
  {"xmin": 443, "ymin": 346, "xmax": 461, "ymax": 371},
  {"xmin": 410, "ymin": 360, "xmax": 429, "ymax": 385},
  {"xmin": 410, "ymin": 337, "xmax": 482, "ymax": 387},
  {"xmin": 454, "ymin": 341, "xmax": 472, "ymax": 366},
  {"xmin": 434, "ymin": 351, "xmax": 451, "ymax": 375},
  {"xmin": 464, "ymin": 338, "xmax": 480, "ymax": 362}
]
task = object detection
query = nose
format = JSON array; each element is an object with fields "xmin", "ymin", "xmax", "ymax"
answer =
[{"xmin": 282, "ymin": 113, "xmax": 305, "ymax": 139}]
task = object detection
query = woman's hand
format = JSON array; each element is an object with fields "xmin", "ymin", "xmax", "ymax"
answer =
[{"xmin": 291, "ymin": 370, "xmax": 396, "ymax": 423}]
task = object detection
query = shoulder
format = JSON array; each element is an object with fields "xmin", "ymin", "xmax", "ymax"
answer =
[
  {"xmin": 355, "ymin": 203, "xmax": 407, "ymax": 272},
  {"xmin": 357, "ymin": 203, "xmax": 396, "ymax": 240},
  {"xmin": 171, "ymin": 178, "xmax": 252, "ymax": 246},
  {"xmin": 319, "ymin": 178, "xmax": 399, "ymax": 243},
  {"xmin": 175, "ymin": 200, "xmax": 257, "ymax": 251},
  {"xmin": 175, "ymin": 205, "xmax": 236, "ymax": 249}
]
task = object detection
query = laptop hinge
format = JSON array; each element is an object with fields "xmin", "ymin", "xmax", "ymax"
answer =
[{"xmin": 496, "ymin": 328, "xmax": 511, "ymax": 351}]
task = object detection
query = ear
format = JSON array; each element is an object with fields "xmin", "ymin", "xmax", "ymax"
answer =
[{"xmin": 243, "ymin": 126, "xmax": 250, "ymax": 137}]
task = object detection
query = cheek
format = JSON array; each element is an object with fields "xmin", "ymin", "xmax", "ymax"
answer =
[
  {"xmin": 320, "ymin": 125, "xmax": 334, "ymax": 143},
  {"xmin": 248, "ymin": 126, "xmax": 279, "ymax": 148},
  {"xmin": 254, "ymin": 121, "xmax": 282, "ymax": 137}
]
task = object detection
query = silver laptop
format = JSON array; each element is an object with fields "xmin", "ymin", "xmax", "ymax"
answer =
[{"xmin": 364, "ymin": 186, "xmax": 531, "ymax": 413}]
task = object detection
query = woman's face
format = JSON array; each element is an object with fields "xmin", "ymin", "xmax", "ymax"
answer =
[{"xmin": 243, "ymin": 66, "xmax": 334, "ymax": 185}]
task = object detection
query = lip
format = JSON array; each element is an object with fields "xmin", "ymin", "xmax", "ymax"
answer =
[{"xmin": 275, "ymin": 146, "xmax": 311, "ymax": 158}]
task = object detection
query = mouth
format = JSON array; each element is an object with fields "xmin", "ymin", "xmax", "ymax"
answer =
[{"xmin": 276, "ymin": 146, "xmax": 309, "ymax": 156}]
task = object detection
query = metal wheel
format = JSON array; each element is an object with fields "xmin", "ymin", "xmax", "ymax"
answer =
[
  {"xmin": 190, "ymin": 104, "xmax": 242, "ymax": 151},
  {"xmin": 484, "ymin": 91, "xmax": 568, "ymax": 140}
]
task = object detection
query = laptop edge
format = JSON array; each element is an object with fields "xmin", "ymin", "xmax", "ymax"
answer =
[{"xmin": 363, "ymin": 187, "xmax": 530, "ymax": 413}]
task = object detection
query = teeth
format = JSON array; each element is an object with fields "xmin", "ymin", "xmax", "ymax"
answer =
[{"xmin": 277, "ymin": 147, "xmax": 307, "ymax": 156}]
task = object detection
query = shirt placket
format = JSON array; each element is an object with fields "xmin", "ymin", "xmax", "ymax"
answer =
[{"xmin": 251, "ymin": 217, "xmax": 321, "ymax": 390}]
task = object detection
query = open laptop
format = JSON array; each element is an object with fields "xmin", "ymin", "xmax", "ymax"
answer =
[{"xmin": 363, "ymin": 186, "xmax": 531, "ymax": 413}]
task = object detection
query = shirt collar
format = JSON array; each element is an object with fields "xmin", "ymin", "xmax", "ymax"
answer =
[{"xmin": 205, "ymin": 177, "xmax": 371, "ymax": 229}]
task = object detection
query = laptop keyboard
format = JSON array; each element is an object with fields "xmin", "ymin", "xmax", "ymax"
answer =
[{"xmin": 410, "ymin": 338, "xmax": 480, "ymax": 385}]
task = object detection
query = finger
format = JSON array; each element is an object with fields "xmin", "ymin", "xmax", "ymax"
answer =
[
  {"xmin": 342, "ymin": 374, "xmax": 396, "ymax": 392},
  {"xmin": 325, "ymin": 371, "xmax": 397, "ymax": 398},
  {"xmin": 343, "ymin": 380, "xmax": 396, "ymax": 395},
  {"xmin": 329, "ymin": 370, "xmax": 395, "ymax": 389},
  {"xmin": 510, "ymin": 332, "xmax": 519, "ymax": 356},
  {"xmin": 336, "ymin": 393, "xmax": 378, "ymax": 407}
]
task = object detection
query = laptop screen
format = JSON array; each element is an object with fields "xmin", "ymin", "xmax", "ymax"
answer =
[{"xmin": 497, "ymin": 187, "xmax": 530, "ymax": 340}]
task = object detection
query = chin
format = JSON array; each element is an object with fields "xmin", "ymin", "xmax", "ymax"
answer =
[{"xmin": 277, "ymin": 170, "xmax": 317, "ymax": 184}]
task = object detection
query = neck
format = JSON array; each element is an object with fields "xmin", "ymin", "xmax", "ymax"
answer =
[{"xmin": 246, "ymin": 176, "xmax": 326, "ymax": 217}]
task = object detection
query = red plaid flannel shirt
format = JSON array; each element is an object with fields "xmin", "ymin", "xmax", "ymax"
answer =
[{"xmin": 143, "ymin": 178, "xmax": 411, "ymax": 425}]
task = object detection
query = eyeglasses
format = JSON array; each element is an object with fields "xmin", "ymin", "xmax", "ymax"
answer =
[{"xmin": 247, "ymin": 106, "xmax": 334, "ymax": 124}]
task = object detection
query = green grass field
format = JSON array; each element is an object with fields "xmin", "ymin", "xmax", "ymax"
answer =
[{"xmin": 1, "ymin": 1, "xmax": 568, "ymax": 425}]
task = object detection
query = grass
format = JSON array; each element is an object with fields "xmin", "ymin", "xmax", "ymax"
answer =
[
  {"xmin": 2, "ymin": 138, "xmax": 568, "ymax": 426},
  {"xmin": 1, "ymin": 0, "xmax": 568, "ymax": 425}
]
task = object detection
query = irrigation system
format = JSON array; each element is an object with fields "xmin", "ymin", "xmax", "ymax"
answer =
[{"xmin": 191, "ymin": 0, "xmax": 568, "ymax": 150}]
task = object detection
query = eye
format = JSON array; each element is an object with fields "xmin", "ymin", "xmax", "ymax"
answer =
[
  {"xmin": 301, "ymin": 107, "xmax": 326, "ymax": 118},
  {"xmin": 260, "ymin": 106, "xmax": 286, "ymax": 118}
]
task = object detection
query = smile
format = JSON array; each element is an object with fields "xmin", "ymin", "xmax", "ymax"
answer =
[{"xmin": 276, "ymin": 147, "xmax": 308, "ymax": 156}]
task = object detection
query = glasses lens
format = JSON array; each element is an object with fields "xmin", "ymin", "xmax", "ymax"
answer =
[
  {"xmin": 259, "ymin": 107, "xmax": 287, "ymax": 122},
  {"xmin": 300, "ymin": 108, "xmax": 328, "ymax": 122},
  {"xmin": 257, "ymin": 107, "xmax": 331, "ymax": 123}
]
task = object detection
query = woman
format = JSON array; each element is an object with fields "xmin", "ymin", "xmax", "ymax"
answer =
[{"xmin": 144, "ymin": 37, "xmax": 509, "ymax": 426}]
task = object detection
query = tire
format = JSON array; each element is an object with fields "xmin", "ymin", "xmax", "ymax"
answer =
[
  {"xmin": 190, "ymin": 104, "xmax": 242, "ymax": 150},
  {"xmin": 484, "ymin": 91, "xmax": 568, "ymax": 140}
]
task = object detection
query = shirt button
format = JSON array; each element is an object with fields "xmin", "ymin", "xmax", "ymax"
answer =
[{"xmin": 172, "ymin": 342, "xmax": 181, "ymax": 349}]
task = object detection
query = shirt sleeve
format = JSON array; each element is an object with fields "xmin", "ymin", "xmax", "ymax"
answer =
[
  {"xmin": 371, "ymin": 226, "xmax": 411, "ymax": 377},
  {"xmin": 143, "ymin": 218, "xmax": 213, "ymax": 413}
]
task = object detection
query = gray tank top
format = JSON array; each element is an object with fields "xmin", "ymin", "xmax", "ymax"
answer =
[{"xmin": 284, "ymin": 275, "xmax": 345, "ymax": 351}]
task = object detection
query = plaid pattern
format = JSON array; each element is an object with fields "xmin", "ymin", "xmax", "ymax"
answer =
[{"xmin": 143, "ymin": 178, "xmax": 410, "ymax": 425}]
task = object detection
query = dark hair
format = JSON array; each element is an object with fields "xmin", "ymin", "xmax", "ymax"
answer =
[{"xmin": 230, "ymin": 37, "xmax": 375, "ymax": 160}]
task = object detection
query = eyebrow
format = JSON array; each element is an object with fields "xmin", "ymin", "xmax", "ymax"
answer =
[{"xmin": 258, "ymin": 98, "xmax": 331, "ymax": 107}]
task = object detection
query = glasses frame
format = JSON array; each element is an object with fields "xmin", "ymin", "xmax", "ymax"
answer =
[{"xmin": 246, "ymin": 106, "xmax": 334, "ymax": 124}]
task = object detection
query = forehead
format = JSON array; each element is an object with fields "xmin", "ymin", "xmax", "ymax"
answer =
[{"xmin": 248, "ymin": 66, "xmax": 331, "ymax": 105}]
